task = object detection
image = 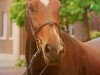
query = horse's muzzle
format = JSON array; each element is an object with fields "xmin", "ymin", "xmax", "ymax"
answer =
[{"xmin": 44, "ymin": 44, "xmax": 64, "ymax": 66}]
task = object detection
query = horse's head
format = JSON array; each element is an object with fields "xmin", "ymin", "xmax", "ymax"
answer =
[{"xmin": 27, "ymin": 0, "xmax": 64, "ymax": 66}]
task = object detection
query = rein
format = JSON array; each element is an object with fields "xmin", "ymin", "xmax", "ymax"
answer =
[{"xmin": 23, "ymin": 48, "xmax": 41, "ymax": 75}]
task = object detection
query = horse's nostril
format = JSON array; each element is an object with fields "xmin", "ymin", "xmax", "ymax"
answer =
[
  {"xmin": 59, "ymin": 49, "xmax": 64, "ymax": 55},
  {"xmin": 45, "ymin": 44, "xmax": 51, "ymax": 53}
]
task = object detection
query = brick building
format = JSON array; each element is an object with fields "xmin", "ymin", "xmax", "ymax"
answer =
[{"xmin": 0, "ymin": 0, "xmax": 26, "ymax": 63}]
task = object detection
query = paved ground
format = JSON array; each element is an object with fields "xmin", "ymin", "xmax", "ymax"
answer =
[
  {"xmin": 0, "ymin": 54, "xmax": 26, "ymax": 75},
  {"xmin": 0, "ymin": 67, "xmax": 26, "ymax": 75}
]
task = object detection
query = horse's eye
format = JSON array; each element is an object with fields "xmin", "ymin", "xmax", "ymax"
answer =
[{"xmin": 29, "ymin": 7, "xmax": 35, "ymax": 12}]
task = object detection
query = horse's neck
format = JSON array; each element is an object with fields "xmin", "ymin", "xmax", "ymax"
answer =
[{"xmin": 60, "ymin": 31, "xmax": 95, "ymax": 75}]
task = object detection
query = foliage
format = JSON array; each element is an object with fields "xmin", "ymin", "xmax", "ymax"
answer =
[
  {"xmin": 10, "ymin": 0, "xmax": 100, "ymax": 27},
  {"xmin": 90, "ymin": 31, "xmax": 100, "ymax": 39},
  {"xmin": 10, "ymin": 0, "xmax": 26, "ymax": 27},
  {"xmin": 60, "ymin": 0, "xmax": 100, "ymax": 24},
  {"xmin": 91, "ymin": 0, "xmax": 100, "ymax": 13},
  {"xmin": 16, "ymin": 59, "xmax": 26, "ymax": 67}
]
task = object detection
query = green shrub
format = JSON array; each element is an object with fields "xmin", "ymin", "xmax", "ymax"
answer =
[
  {"xmin": 90, "ymin": 31, "xmax": 100, "ymax": 39},
  {"xmin": 16, "ymin": 59, "xmax": 26, "ymax": 67}
]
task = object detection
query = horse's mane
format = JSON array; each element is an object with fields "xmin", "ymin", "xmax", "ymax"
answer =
[{"xmin": 60, "ymin": 31, "xmax": 96, "ymax": 75}]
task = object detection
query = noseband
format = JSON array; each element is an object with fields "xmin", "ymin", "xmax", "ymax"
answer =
[{"xmin": 26, "ymin": 4, "xmax": 60, "ymax": 50}]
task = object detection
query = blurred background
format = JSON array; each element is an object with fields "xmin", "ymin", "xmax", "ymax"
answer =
[{"xmin": 0, "ymin": 0, "xmax": 100, "ymax": 75}]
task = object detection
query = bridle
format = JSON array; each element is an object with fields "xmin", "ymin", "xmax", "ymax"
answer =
[
  {"xmin": 26, "ymin": 2, "xmax": 60, "ymax": 50},
  {"xmin": 26, "ymin": 3, "xmax": 60, "ymax": 40},
  {"xmin": 23, "ymin": 2, "xmax": 61, "ymax": 75}
]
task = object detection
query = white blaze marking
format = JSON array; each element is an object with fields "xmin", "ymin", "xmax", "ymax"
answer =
[
  {"xmin": 40, "ymin": 0, "xmax": 49, "ymax": 7},
  {"xmin": 52, "ymin": 27, "xmax": 61, "ymax": 41},
  {"xmin": 52, "ymin": 28, "xmax": 63, "ymax": 54}
]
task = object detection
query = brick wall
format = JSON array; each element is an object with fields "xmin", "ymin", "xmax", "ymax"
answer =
[
  {"xmin": 0, "ymin": 0, "xmax": 13, "ymax": 54},
  {"xmin": 0, "ymin": 0, "xmax": 27, "ymax": 55},
  {"xmin": 20, "ymin": 27, "xmax": 26, "ymax": 54},
  {"xmin": 0, "ymin": 40, "xmax": 13, "ymax": 54},
  {"xmin": 0, "ymin": 6, "xmax": 3, "ymax": 36}
]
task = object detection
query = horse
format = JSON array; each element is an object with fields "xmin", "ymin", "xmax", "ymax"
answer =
[{"xmin": 25, "ymin": 0, "xmax": 100, "ymax": 75}]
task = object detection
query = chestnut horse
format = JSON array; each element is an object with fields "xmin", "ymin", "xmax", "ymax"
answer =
[{"xmin": 25, "ymin": 0, "xmax": 100, "ymax": 75}]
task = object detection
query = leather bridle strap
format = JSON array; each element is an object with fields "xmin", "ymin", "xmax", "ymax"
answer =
[
  {"xmin": 33, "ymin": 22, "xmax": 59, "ymax": 35},
  {"xmin": 26, "ymin": 5, "xmax": 60, "ymax": 38}
]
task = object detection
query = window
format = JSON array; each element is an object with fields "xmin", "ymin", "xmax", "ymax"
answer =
[
  {"xmin": 0, "ymin": 14, "xmax": 3, "ymax": 36},
  {"xmin": 8, "ymin": 21, "xmax": 13, "ymax": 40},
  {"xmin": 10, "ymin": 22, "xmax": 12, "ymax": 37},
  {"xmin": 0, "ymin": 12, "xmax": 7, "ymax": 40}
]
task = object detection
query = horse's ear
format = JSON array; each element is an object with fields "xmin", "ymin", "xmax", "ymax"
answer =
[
  {"xmin": 58, "ymin": 0, "xmax": 61, "ymax": 2},
  {"xmin": 27, "ymin": 0, "xmax": 38, "ymax": 6},
  {"xmin": 57, "ymin": 0, "xmax": 61, "ymax": 3}
]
